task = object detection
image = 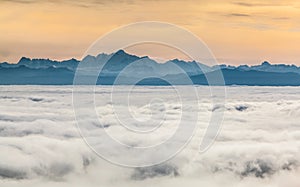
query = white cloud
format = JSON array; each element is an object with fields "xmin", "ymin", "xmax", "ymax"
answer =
[{"xmin": 0, "ymin": 86, "xmax": 300, "ymax": 186}]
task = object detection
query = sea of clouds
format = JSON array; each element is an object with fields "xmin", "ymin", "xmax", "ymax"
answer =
[{"xmin": 0, "ymin": 86, "xmax": 300, "ymax": 187}]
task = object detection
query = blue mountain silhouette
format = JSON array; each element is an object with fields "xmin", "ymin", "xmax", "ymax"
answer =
[{"xmin": 0, "ymin": 50, "xmax": 300, "ymax": 85}]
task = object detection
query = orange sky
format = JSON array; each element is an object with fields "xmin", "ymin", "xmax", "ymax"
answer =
[{"xmin": 0, "ymin": 0, "xmax": 300, "ymax": 65}]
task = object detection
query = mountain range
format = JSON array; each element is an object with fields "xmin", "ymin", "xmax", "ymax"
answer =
[{"xmin": 1, "ymin": 50, "xmax": 300, "ymax": 86}]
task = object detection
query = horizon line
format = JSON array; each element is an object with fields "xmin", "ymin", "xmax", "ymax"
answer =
[{"xmin": 1, "ymin": 49, "xmax": 298, "ymax": 67}]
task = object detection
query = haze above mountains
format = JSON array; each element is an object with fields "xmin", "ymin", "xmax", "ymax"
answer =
[{"xmin": 1, "ymin": 50, "xmax": 300, "ymax": 85}]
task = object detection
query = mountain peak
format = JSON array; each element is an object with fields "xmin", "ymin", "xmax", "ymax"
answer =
[
  {"xmin": 262, "ymin": 61, "xmax": 271, "ymax": 66},
  {"xmin": 111, "ymin": 49, "xmax": 141, "ymax": 61},
  {"xmin": 82, "ymin": 55, "xmax": 96, "ymax": 62},
  {"xmin": 141, "ymin": 55, "xmax": 150, "ymax": 59},
  {"xmin": 115, "ymin": 49, "xmax": 127, "ymax": 55},
  {"xmin": 18, "ymin": 57, "xmax": 31, "ymax": 64}
]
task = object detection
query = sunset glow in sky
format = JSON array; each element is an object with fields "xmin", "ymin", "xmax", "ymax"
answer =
[{"xmin": 1, "ymin": 0, "xmax": 300, "ymax": 65}]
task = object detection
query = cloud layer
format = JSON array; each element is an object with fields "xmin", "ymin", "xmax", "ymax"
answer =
[{"xmin": 0, "ymin": 86, "xmax": 300, "ymax": 186}]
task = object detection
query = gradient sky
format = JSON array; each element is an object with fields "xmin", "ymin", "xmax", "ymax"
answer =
[{"xmin": 1, "ymin": 0, "xmax": 300, "ymax": 65}]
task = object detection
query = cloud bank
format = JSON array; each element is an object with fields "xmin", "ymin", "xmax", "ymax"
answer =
[{"xmin": 0, "ymin": 86, "xmax": 300, "ymax": 187}]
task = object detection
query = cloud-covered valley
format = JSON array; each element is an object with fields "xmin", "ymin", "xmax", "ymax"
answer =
[{"xmin": 0, "ymin": 86, "xmax": 300, "ymax": 187}]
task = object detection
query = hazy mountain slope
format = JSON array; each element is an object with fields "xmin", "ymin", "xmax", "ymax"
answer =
[{"xmin": 0, "ymin": 50, "xmax": 300, "ymax": 85}]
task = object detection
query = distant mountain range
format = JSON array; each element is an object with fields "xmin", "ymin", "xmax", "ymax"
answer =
[{"xmin": 1, "ymin": 50, "xmax": 300, "ymax": 86}]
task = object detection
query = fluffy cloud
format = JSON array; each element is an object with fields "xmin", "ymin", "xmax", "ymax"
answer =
[{"xmin": 0, "ymin": 86, "xmax": 300, "ymax": 187}]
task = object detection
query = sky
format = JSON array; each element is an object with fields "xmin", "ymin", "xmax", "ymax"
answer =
[{"xmin": 0, "ymin": 0, "xmax": 300, "ymax": 65}]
